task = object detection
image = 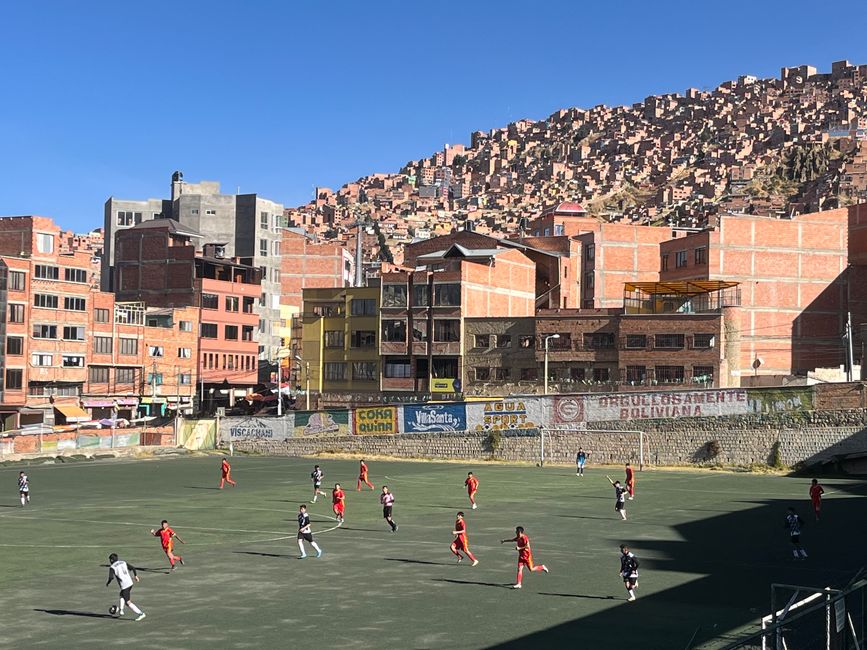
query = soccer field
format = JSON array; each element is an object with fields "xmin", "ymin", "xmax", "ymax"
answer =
[{"xmin": 1, "ymin": 454, "xmax": 864, "ymax": 649}]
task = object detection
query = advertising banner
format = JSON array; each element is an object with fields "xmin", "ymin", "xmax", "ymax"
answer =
[
  {"xmin": 220, "ymin": 416, "xmax": 294, "ymax": 442},
  {"xmin": 467, "ymin": 398, "xmax": 549, "ymax": 431},
  {"xmin": 354, "ymin": 407, "xmax": 398, "ymax": 435},
  {"xmin": 294, "ymin": 410, "xmax": 350, "ymax": 437},
  {"xmin": 403, "ymin": 403, "xmax": 467, "ymax": 433},
  {"xmin": 746, "ymin": 388, "xmax": 812, "ymax": 415}
]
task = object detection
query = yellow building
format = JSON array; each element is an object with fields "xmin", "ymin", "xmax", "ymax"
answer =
[{"xmin": 301, "ymin": 286, "xmax": 380, "ymax": 396}]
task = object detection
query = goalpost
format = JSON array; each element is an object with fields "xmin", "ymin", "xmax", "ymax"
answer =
[{"xmin": 538, "ymin": 426, "xmax": 646, "ymax": 470}]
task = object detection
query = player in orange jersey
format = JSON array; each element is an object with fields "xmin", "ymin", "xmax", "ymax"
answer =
[
  {"xmin": 332, "ymin": 483, "xmax": 345, "ymax": 524},
  {"xmin": 809, "ymin": 478, "xmax": 825, "ymax": 521},
  {"xmin": 465, "ymin": 472, "xmax": 479, "ymax": 510},
  {"xmin": 150, "ymin": 520, "xmax": 185, "ymax": 570},
  {"xmin": 356, "ymin": 459, "xmax": 374, "ymax": 491},
  {"xmin": 219, "ymin": 458, "xmax": 236, "ymax": 489},
  {"xmin": 625, "ymin": 462, "xmax": 635, "ymax": 500},
  {"xmin": 500, "ymin": 526, "xmax": 548, "ymax": 589},
  {"xmin": 450, "ymin": 512, "xmax": 479, "ymax": 566}
]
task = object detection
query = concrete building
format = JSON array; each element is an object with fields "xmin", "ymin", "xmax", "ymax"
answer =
[{"xmin": 103, "ymin": 172, "xmax": 284, "ymax": 365}]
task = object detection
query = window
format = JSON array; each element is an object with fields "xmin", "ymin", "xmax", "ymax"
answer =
[
  {"xmin": 242, "ymin": 297, "xmax": 255, "ymax": 313},
  {"xmin": 519, "ymin": 335, "xmax": 534, "ymax": 349},
  {"xmin": 324, "ymin": 362, "xmax": 347, "ymax": 381},
  {"xmin": 32, "ymin": 324, "xmax": 57, "ymax": 339},
  {"xmin": 146, "ymin": 373, "xmax": 164, "ymax": 386},
  {"xmin": 93, "ymin": 336, "xmax": 113, "ymax": 354},
  {"xmin": 260, "ymin": 211, "xmax": 269, "ymax": 229},
  {"xmin": 382, "ymin": 285, "xmax": 408, "ymax": 308},
  {"xmin": 6, "ymin": 337, "xmax": 23, "ymax": 355},
  {"xmin": 259, "ymin": 239, "xmax": 268, "ymax": 257},
  {"xmin": 119, "ymin": 338, "xmax": 138, "ymax": 355},
  {"xmin": 179, "ymin": 320, "xmax": 193, "ymax": 332},
  {"xmin": 474, "ymin": 334, "xmax": 490, "ymax": 348},
  {"xmin": 494, "ymin": 367, "xmax": 510, "ymax": 381},
  {"xmin": 583, "ymin": 272, "xmax": 595, "ymax": 289},
  {"xmin": 33, "ymin": 294, "xmax": 58, "ymax": 309},
  {"xmin": 475, "ymin": 367, "xmax": 491, "ymax": 381},
  {"xmin": 5, "ymin": 369, "xmax": 23, "ymax": 390},
  {"xmin": 225, "ymin": 296, "xmax": 239, "ymax": 312},
  {"xmin": 520, "ymin": 368, "xmax": 539, "ymax": 381},
  {"xmin": 116, "ymin": 368, "xmax": 136, "ymax": 384},
  {"xmin": 693, "ymin": 333, "xmax": 715, "ymax": 349},
  {"xmin": 63, "ymin": 326, "xmax": 86, "ymax": 341},
  {"xmin": 202, "ymin": 293, "xmax": 219, "ymax": 310},
  {"xmin": 584, "ymin": 332, "xmax": 614, "ymax": 350},
  {"xmin": 205, "ymin": 209, "xmax": 216, "ymax": 216},
  {"xmin": 382, "ymin": 320, "xmax": 406, "ymax": 342},
  {"xmin": 62, "ymin": 355, "xmax": 85, "ymax": 368},
  {"xmin": 584, "ymin": 244, "xmax": 595, "ymax": 261},
  {"xmin": 36, "ymin": 233, "xmax": 54, "ymax": 253},
  {"xmin": 31, "ymin": 353, "xmax": 52, "ymax": 367},
  {"xmin": 34, "ymin": 264, "xmax": 59, "ymax": 280},
  {"xmin": 178, "ymin": 347, "xmax": 192, "ymax": 358},
  {"xmin": 656, "ymin": 365, "xmax": 685, "ymax": 384},
  {"xmin": 496, "ymin": 335, "xmax": 512, "ymax": 348},
  {"xmin": 693, "ymin": 366, "xmax": 714, "ymax": 383},
  {"xmin": 179, "ymin": 373, "xmax": 192, "ymax": 385},
  {"xmin": 64, "ymin": 297, "xmax": 86, "ymax": 311},
  {"xmin": 351, "ymin": 298, "xmax": 376, "ymax": 316},
  {"xmin": 116, "ymin": 211, "xmax": 141, "ymax": 226},
  {"xmin": 626, "ymin": 365, "xmax": 647, "ymax": 383},
  {"xmin": 570, "ymin": 367, "xmax": 586, "ymax": 381},
  {"xmin": 433, "ymin": 284, "xmax": 460, "ymax": 306},
  {"xmin": 271, "ymin": 241, "xmax": 280, "ymax": 256},
  {"xmin": 148, "ymin": 346, "xmax": 164, "ymax": 357},
  {"xmin": 324, "ymin": 330, "xmax": 345, "ymax": 348},
  {"xmin": 190, "ymin": 209, "xmax": 199, "ymax": 215},
  {"xmin": 259, "ymin": 293, "xmax": 266, "ymax": 307},
  {"xmin": 201, "ymin": 323, "xmax": 218, "ymax": 339},
  {"xmin": 433, "ymin": 320, "xmax": 460, "ymax": 342},
  {"xmin": 411, "ymin": 324, "xmax": 427, "ymax": 342},
  {"xmin": 242, "ymin": 325, "xmax": 254, "ymax": 342},
  {"xmin": 94, "ymin": 308, "xmax": 110, "ymax": 323},
  {"xmin": 9, "ymin": 271, "xmax": 25, "ymax": 290},
  {"xmin": 271, "ymin": 268, "xmax": 280, "ymax": 283},
  {"xmin": 694, "ymin": 247, "xmax": 707, "ymax": 265},
  {"xmin": 384, "ymin": 359, "xmax": 411, "ymax": 378},
  {"xmin": 544, "ymin": 333, "xmax": 571, "ymax": 349},
  {"xmin": 352, "ymin": 362, "xmax": 377, "ymax": 381},
  {"xmin": 593, "ymin": 367, "xmax": 610, "ymax": 382},
  {"xmin": 661, "ymin": 254, "xmax": 669, "ymax": 271},
  {"xmin": 224, "ymin": 325, "xmax": 238, "ymax": 341},
  {"xmin": 675, "ymin": 251, "xmax": 688, "ymax": 268},
  {"xmin": 655, "ymin": 334, "xmax": 685, "ymax": 349},
  {"xmin": 64, "ymin": 268, "xmax": 88, "ymax": 283},
  {"xmin": 625, "ymin": 334, "xmax": 647, "ymax": 349},
  {"xmin": 412, "ymin": 285, "xmax": 430, "ymax": 306},
  {"xmin": 351, "ymin": 330, "xmax": 376, "ymax": 348}
]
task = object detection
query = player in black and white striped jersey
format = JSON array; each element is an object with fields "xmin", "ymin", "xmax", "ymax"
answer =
[
  {"xmin": 785, "ymin": 507, "xmax": 808, "ymax": 560},
  {"xmin": 18, "ymin": 471, "xmax": 30, "ymax": 507},
  {"xmin": 106, "ymin": 553, "xmax": 146, "ymax": 621}
]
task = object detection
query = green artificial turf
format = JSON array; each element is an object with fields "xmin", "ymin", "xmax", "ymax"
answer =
[{"xmin": 0, "ymin": 455, "xmax": 862, "ymax": 649}]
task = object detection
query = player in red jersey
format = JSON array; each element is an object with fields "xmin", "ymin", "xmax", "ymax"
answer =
[
  {"xmin": 500, "ymin": 526, "xmax": 548, "ymax": 589},
  {"xmin": 809, "ymin": 478, "xmax": 825, "ymax": 521},
  {"xmin": 332, "ymin": 483, "xmax": 345, "ymax": 524},
  {"xmin": 625, "ymin": 462, "xmax": 635, "ymax": 500},
  {"xmin": 450, "ymin": 512, "xmax": 479, "ymax": 566},
  {"xmin": 150, "ymin": 520, "xmax": 185, "ymax": 570},
  {"xmin": 465, "ymin": 472, "xmax": 479, "ymax": 510},
  {"xmin": 219, "ymin": 458, "xmax": 236, "ymax": 489},
  {"xmin": 356, "ymin": 459, "xmax": 374, "ymax": 491}
]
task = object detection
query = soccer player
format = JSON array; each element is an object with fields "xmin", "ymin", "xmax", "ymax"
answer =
[
  {"xmin": 332, "ymin": 483, "xmax": 345, "ymax": 523},
  {"xmin": 465, "ymin": 472, "xmax": 479, "ymax": 509},
  {"xmin": 608, "ymin": 477, "xmax": 628, "ymax": 520},
  {"xmin": 450, "ymin": 511, "xmax": 479, "ymax": 566},
  {"xmin": 500, "ymin": 526, "xmax": 548, "ymax": 589},
  {"xmin": 619, "ymin": 544, "xmax": 640, "ymax": 602},
  {"xmin": 785, "ymin": 507, "xmax": 808, "ymax": 559},
  {"xmin": 576, "ymin": 448, "xmax": 588, "ymax": 477},
  {"xmin": 18, "ymin": 471, "xmax": 30, "ymax": 506},
  {"xmin": 380, "ymin": 485, "xmax": 398, "ymax": 532},
  {"xmin": 357, "ymin": 459, "xmax": 374, "ymax": 491},
  {"xmin": 809, "ymin": 478, "xmax": 825, "ymax": 521},
  {"xmin": 150, "ymin": 520, "xmax": 185, "ymax": 570},
  {"xmin": 625, "ymin": 462, "xmax": 635, "ymax": 500},
  {"xmin": 297, "ymin": 504, "xmax": 323, "ymax": 558},
  {"xmin": 106, "ymin": 553, "xmax": 146, "ymax": 621},
  {"xmin": 311, "ymin": 465, "xmax": 326, "ymax": 503},
  {"xmin": 219, "ymin": 457, "xmax": 236, "ymax": 489}
]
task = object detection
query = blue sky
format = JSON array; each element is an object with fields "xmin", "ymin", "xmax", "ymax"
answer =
[{"xmin": 2, "ymin": 0, "xmax": 866, "ymax": 232}]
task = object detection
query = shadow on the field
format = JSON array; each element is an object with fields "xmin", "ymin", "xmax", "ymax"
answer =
[
  {"xmin": 184, "ymin": 486, "xmax": 222, "ymax": 490},
  {"xmin": 385, "ymin": 557, "xmax": 455, "ymax": 566},
  {"xmin": 233, "ymin": 551, "xmax": 290, "ymax": 559},
  {"xmin": 0, "ymin": 504, "xmax": 21, "ymax": 508},
  {"xmin": 35, "ymin": 608, "xmax": 116, "ymax": 619},
  {"xmin": 555, "ymin": 514, "xmax": 614, "ymax": 521},
  {"xmin": 433, "ymin": 578, "xmax": 510, "ymax": 589},
  {"xmin": 340, "ymin": 527, "xmax": 383, "ymax": 532},
  {"xmin": 538, "ymin": 591, "xmax": 619, "ymax": 601},
  {"xmin": 98, "ymin": 564, "xmax": 170, "ymax": 574},
  {"xmin": 417, "ymin": 504, "xmax": 462, "ymax": 510}
]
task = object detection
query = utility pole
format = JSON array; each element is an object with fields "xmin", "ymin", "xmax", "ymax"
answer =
[{"xmin": 845, "ymin": 312, "xmax": 855, "ymax": 382}]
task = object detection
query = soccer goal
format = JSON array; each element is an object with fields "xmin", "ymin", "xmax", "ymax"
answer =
[{"xmin": 537, "ymin": 426, "xmax": 646, "ymax": 470}]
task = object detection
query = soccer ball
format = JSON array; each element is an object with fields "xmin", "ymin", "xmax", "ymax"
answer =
[{"xmin": 109, "ymin": 605, "xmax": 118, "ymax": 616}]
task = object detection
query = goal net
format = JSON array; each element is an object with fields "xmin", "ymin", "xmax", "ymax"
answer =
[{"xmin": 538, "ymin": 426, "xmax": 646, "ymax": 469}]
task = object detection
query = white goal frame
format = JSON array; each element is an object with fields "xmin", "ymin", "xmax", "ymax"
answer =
[{"xmin": 538, "ymin": 426, "xmax": 645, "ymax": 470}]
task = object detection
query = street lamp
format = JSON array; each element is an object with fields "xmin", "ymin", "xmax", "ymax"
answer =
[
  {"xmin": 543, "ymin": 334, "xmax": 560, "ymax": 395},
  {"xmin": 294, "ymin": 354, "xmax": 311, "ymax": 411}
]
